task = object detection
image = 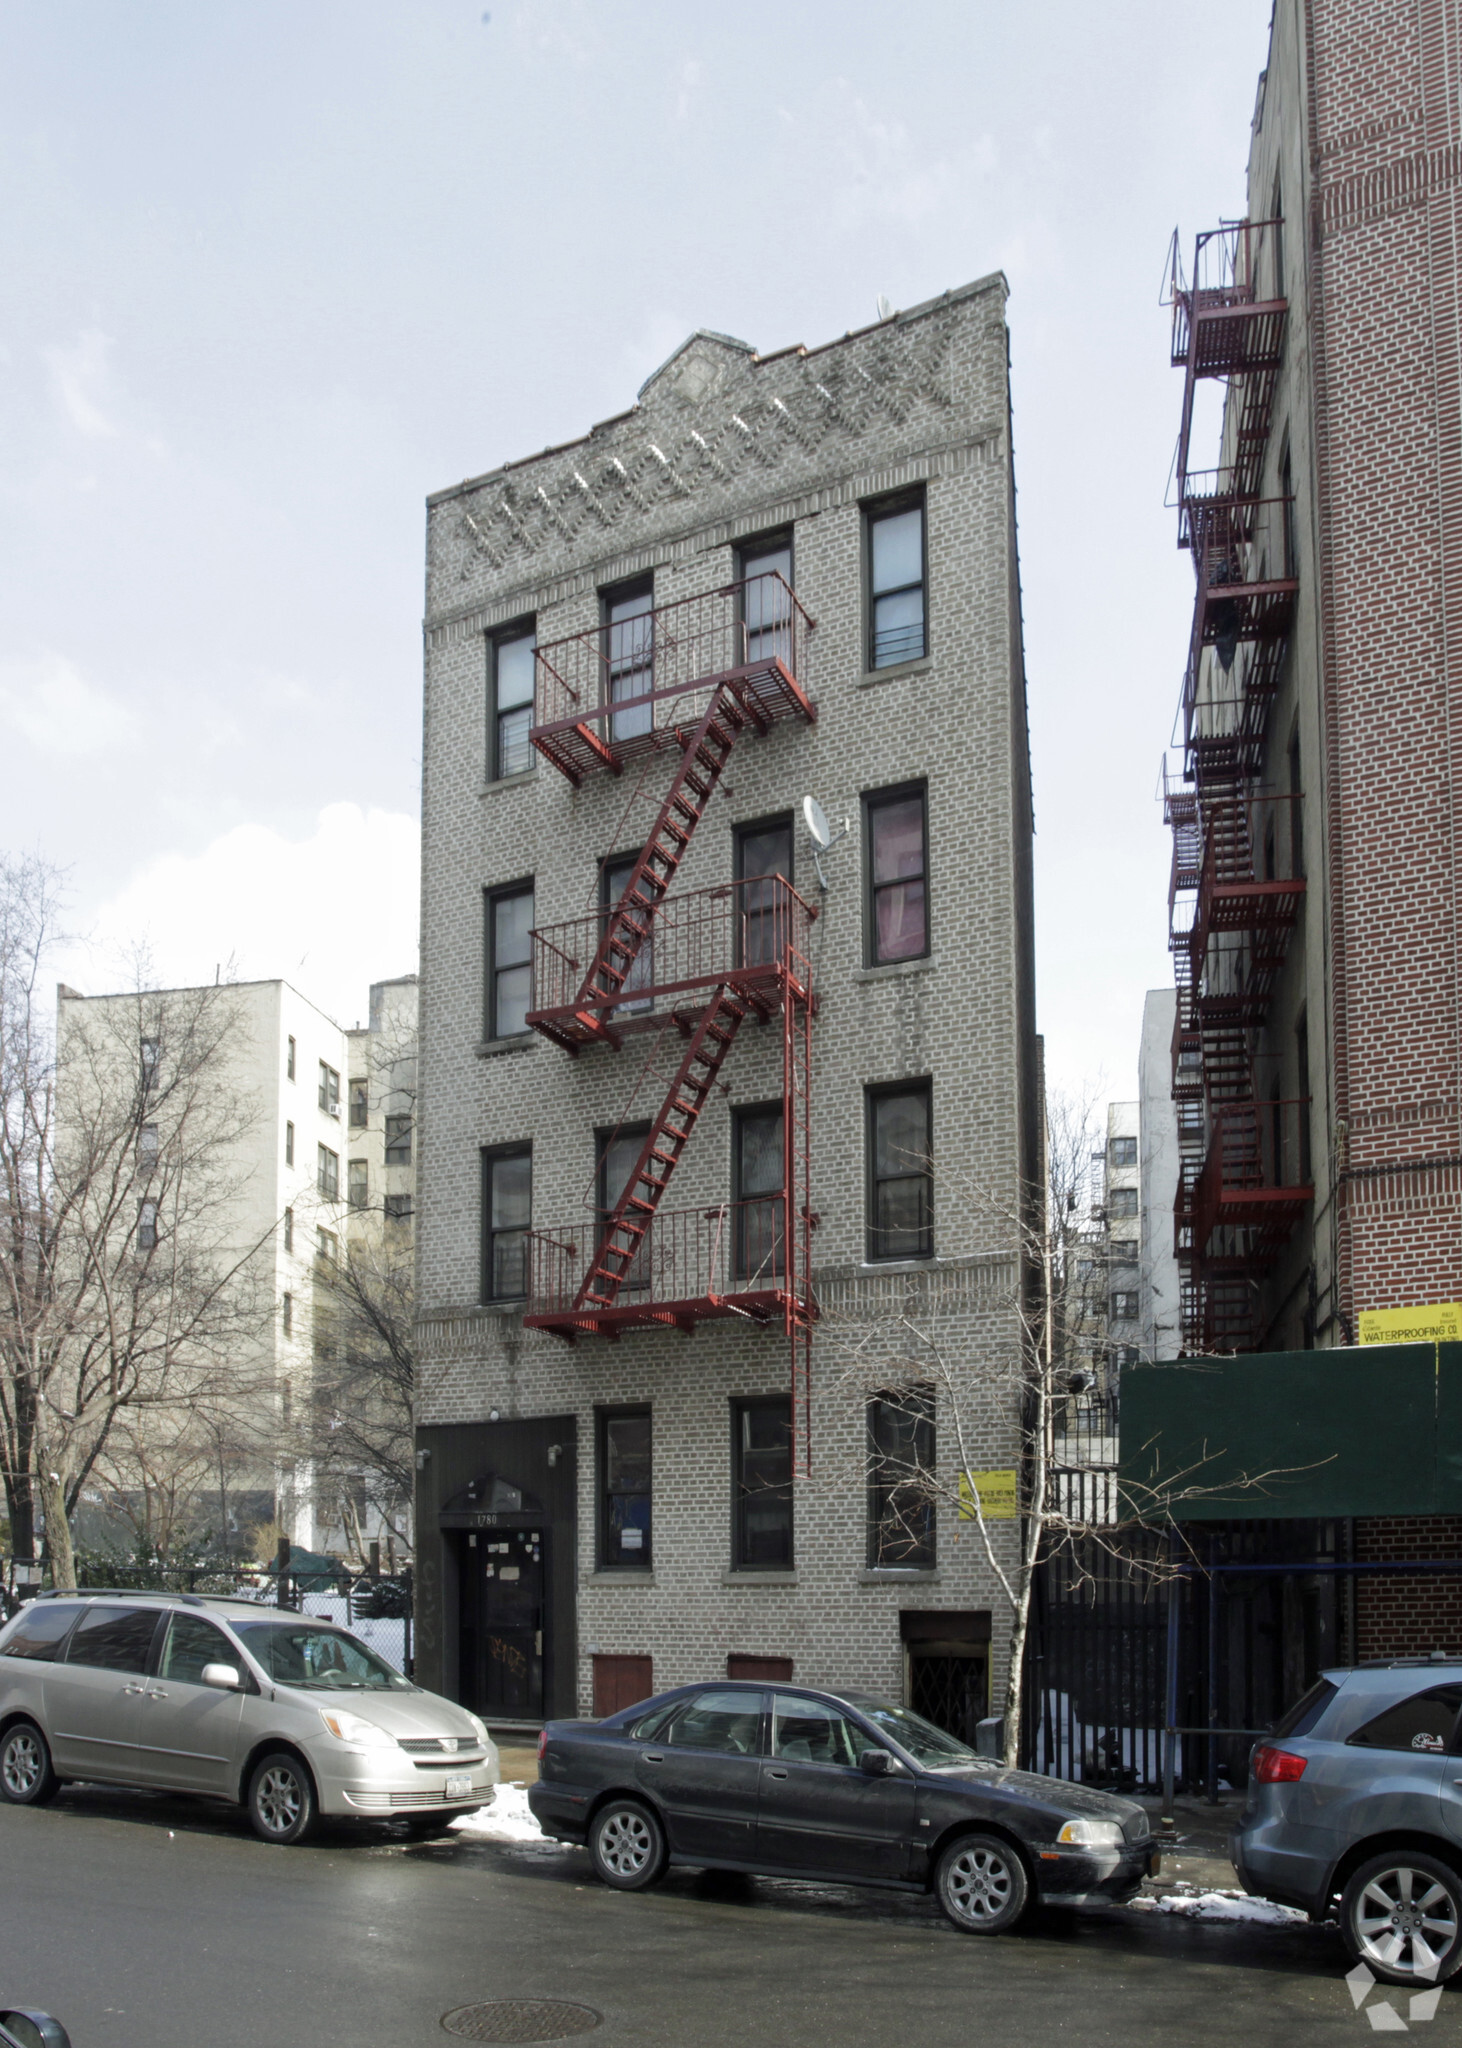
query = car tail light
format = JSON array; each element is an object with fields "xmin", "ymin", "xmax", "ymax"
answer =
[
  {"xmin": 537, "ymin": 1728, "xmax": 548, "ymax": 1760},
  {"xmin": 1253, "ymin": 1745, "xmax": 1307, "ymax": 1784}
]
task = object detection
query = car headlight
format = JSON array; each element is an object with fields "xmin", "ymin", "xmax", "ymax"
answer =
[
  {"xmin": 467, "ymin": 1714, "xmax": 490, "ymax": 1746},
  {"xmin": 1056, "ymin": 1818, "xmax": 1125, "ymax": 1850},
  {"xmin": 318, "ymin": 1708, "xmax": 395, "ymax": 1749}
]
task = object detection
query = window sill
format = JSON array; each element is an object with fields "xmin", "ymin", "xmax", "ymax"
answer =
[
  {"xmin": 858, "ymin": 1256, "xmax": 939, "ymax": 1275},
  {"xmin": 476, "ymin": 1033, "xmax": 536, "ymax": 1057},
  {"xmin": 479, "ymin": 769, "xmax": 537, "ymax": 796},
  {"xmin": 859, "ymin": 1569, "xmax": 942, "ymax": 1585},
  {"xmin": 851, "ymin": 956, "xmax": 936, "ymax": 984},
  {"xmin": 586, "ymin": 1571, "xmax": 655, "ymax": 1586},
  {"xmin": 858, "ymin": 656, "xmax": 931, "ymax": 689},
  {"xmin": 722, "ymin": 1570, "xmax": 799, "ymax": 1586}
]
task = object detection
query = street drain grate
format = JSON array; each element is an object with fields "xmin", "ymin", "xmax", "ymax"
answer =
[{"xmin": 440, "ymin": 2001, "xmax": 602, "ymax": 2043}]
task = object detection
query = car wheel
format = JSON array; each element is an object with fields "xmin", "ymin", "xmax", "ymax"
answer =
[
  {"xmin": 935, "ymin": 1831, "xmax": 1031, "ymax": 1935},
  {"xmin": 247, "ymin": 1751, "xmax": 317, "ymax": 1846},
  {"xmin": 588, "ymin": 1798, "xmax": 667, "ymax": 1891},
  {"xmin": 0, "ymin": 1721, "xmax": 60, "ymax": 1807},
  {"xmin": 1341, "ymin": 1851, "xmax": 1462, "ymax": 1986}
]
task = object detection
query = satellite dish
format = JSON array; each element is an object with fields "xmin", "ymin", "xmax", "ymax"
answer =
[
  {"xmin": 876, "ymin": 294, "xmax": 893, "ymax": 321},
  {"xmin": 803, "ymin": 795, "xmax": 833, "ymax": 851}
]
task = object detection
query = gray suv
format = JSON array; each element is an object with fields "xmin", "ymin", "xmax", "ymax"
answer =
[
  {"xmin": 1234, "ymin": 1660, "xmax": 1462, "ymax": 1985},
  {"xmin": 0, "ymin": 1590, "xmax": 499, "ymax": 1844}
]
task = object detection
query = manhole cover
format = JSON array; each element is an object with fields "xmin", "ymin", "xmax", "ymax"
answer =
[{"xmin": 441, "ymin": 2001, "xmax": 602, "ymax": 2043}]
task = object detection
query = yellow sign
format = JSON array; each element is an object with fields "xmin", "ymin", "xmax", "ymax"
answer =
[
  {"xmin": 1358, "ymin": 1303, "xmax": 1462, "ymax": 1345},
  {"xmin": 959, "ymin": 1469, "xmax": 1018, "ymax": 1521}
]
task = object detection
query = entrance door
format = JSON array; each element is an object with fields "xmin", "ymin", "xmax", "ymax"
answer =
[{"xmin": 460, "ymin": 1529, "xmax": 545, "ymax": 1719}]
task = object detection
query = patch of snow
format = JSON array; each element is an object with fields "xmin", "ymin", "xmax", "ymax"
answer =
[
  {"xmin": 1127, "ymin": 1885, "xmax": 1307, "ymax": 1927},
  {"xmin": 451, "ymin": 1781, "xmax": 573, "ymax": 1850}
]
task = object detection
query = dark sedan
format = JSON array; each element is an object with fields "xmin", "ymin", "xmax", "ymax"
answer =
[{"xmin": 529, "ymin": 1681, "xmax": 1157, "ymax": 1933}]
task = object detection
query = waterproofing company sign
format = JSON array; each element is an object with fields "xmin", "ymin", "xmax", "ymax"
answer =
[
  {"xmin": 1359, "ymin": 1303, "xmax": 1462, "ymax": 1345},
  {"xmin": 959, "ymin": 1470, "xmax": 1018, "ymax": 1520}
]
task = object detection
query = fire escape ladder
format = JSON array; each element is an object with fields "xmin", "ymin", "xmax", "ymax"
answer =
[
  {"xmin": 572, "ymin": 687, "xmax": 747, "ymax": 1036},
  {"xmin": 573, "ymin": 988, "xmax": 751, "ymax": 1314}
]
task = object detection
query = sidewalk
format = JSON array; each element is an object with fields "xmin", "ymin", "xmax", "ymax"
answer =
[{"xmin": 1136, "ymin": 1792, "xmax": 1241, "ymax": 1891}]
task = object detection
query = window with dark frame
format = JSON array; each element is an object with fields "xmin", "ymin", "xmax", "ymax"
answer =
[
  {"xmin": 598, "ymin": 1407, "xmax": 652, "ymax": 1569},
  {"xmin": 867, "ymin": 1389, "xmax": 935, "ymax": 1568},
  {"xmin": 286, "ymin": 1035, "xmax": 296, "ymax": 1082},
  {"xmin": 317, "ymin": 1145, "xmax": 339, "ymax": 1201},
  {"xmin": 597, "ymin": 1122, "xmax": 651, "ymax": 1290},
  {"xmin": 137, "ymin": 1199, "xmax": 159, "ymax": 1252},
  {"xmin": 491, "ymin": 623, "xmax": 537, "ymax": 781},
  {"xmin": 384, "ymin": 1193, "xmax": 412, "ymax": 1222},
  {"xmin": 1111, "ymin": 1291, "xmax": 1139, "ymax": 1320},
  {"xmin": 486, "ymin": 882, "xmax": 534, "ymax": 1038},
  {"xmin": 481, "ymin": 1145, "xmax": 531, "ymax": 1301},
  {"xmin": 737, "ymin": 535, "xmax": 793, "ymax": 667},
  {"xmin": 734, "ymin": 816, "xmax": 793, "ymax": 969},
  {"xmin": 318, "ymin": 1062, "xmax": 340, "ymax": 1116},
  {"xmin": 138, "ymin": 1122, "xmax": 158, "ymax": 1163},
  {"xmin": 385, "ymin": 1115, "xmax": 413, "ymax": 1165},
  {"xmin": 140, "ymin": 1036, "xmax": 161, "ymax": 1087},
  {"xmin": 604, "ymin": 579, "xmax": 654, "ymax": 744},
  {"xmin": 864, "ymin": 786, "xmax": 928, "ymax": 964},
  {"xmin": 866, "ymin": 494, "xmax": 926, "ymax": 668},
  {"xmin": 349, "ymin": 1079, "xmax": 369, "ymax": 1128},
  {"xmin": 282, "ymin": 1291, "xmax": 293, "ymax": 1338},
  {"xmin": 600, "ymin": 854, "xmax": 653, "ymax": 1012},
  {"xmin": 285, "ymin": 1120, "xmax": 295, "ymax": 1167},
  {"xmin": 1107, "ymin": 1187, "xmax": 1138, "ymax": 1219},
  {"xmin": 732, "ymin": 1396, "xmax": 793, "ymax": 1570},
  {"xmin": 283, "ymin": 1206, "xmax": 293, "ymax": 1253},
  {"xmin": 733, "ymin": 1103, "xmax": 785, "ymax": 1280},
  {"xmin": 317, "ymin": 1227, "xmax": 337, "ymax": 1263},
  {"xmin": 867, "ymin": 1083, "xmax": 933, "ymax": 1261},
  {"xmin": 1110, "ymin": 1136, "xmax": 1137, "ymax": 1167},
  {"xmin": 348, "ymin": 1160, "xmax": 369, "ymax": 1210}
]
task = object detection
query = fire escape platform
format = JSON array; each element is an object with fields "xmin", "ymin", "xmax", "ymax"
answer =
[
  {"xmin": 523, "ymin": 1283, "xmax": 801, "ymax": 1343},
  {"xmin": 530, "ymin": 657, "xmax": 814, "ymax": 787}
]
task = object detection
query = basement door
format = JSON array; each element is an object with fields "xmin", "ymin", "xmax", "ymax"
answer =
[{"xmin": 460, "ymin": 1527, "xmax": 545, "ymax": 1719}]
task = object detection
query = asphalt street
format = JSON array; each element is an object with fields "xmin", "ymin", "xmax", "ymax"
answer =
[{"xmin": 1, "ymin": 1783, "xmax": 1455, "ymax": 2048}]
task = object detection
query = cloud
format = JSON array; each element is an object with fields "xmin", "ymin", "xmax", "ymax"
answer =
[
  {"xmin": 0, "ymin": 651, "xmax": 136, "ymax": 758},
  {"xmin": 70, "ymin": 804, "xmax": 420, "ymax": 1028},
  {"xmin": 43, "ymin": 329, "xmax": 121, "ymax": 438}
]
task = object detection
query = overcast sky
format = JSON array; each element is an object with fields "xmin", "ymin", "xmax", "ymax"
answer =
[{"xmin": 1, "ymin": 0, "xmax": 1272, "ymax": 1088}]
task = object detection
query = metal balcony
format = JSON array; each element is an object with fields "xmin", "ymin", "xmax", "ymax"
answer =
[
  {"xmin": 527, "ymin": 876, "xmax": 816, "ymax": 1052},
  {"xmin": 522, "ymin": 1198, "xmax": 814, "ymax": 1341},
  {"xmin": 1190, "ymin": 1098, "xmax": 1313, "ymax": 1261},
  {"xmin": 530, "ymin": 573, "xmax": 816, "ymax": 787},
  {"xmin": 1171, "ymin": 219, "xmax": 1287, "ymax": 502}
]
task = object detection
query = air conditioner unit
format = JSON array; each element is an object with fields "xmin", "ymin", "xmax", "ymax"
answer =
[{"xmin": 327, "ymin": 1104, "xmax": 340, "ymax": 1119}]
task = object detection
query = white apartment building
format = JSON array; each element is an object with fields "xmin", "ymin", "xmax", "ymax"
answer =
[{"xmin": 1138, "ymin": 989, "xmax": 1182, "ymax": 1364}]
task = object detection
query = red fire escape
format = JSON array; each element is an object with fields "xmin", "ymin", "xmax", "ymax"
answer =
[
  {"xmin": 519, "ymin": 574, "xmax": 819, "ymax": 1459},
  {"xmin": 1165, "ymin": 221, "xmax": 1313, "ymax": 1351}
]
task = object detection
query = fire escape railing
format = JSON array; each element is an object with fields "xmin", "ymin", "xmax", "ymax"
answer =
[{"xmin": 525, "ymin": 1198, "xmax": 805, "ymax": 1333}]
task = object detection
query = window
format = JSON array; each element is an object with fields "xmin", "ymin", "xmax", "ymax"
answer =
[
  {"xmin": 486, "ymin": 882, "xmax": 534, "ymax": 1038},
  {"xmin": 1107, "ymin": 1187, "xmax": 1138, "ymax": 1219},
  {"xmin": 664, "ymin": 1689, "xmax": 765, "ymax": 1754},
  {"xmin": 1111, "ymin": 1291, "xmax": 1139, "ymax": 1321},
  {"xmin": 1296, "ymin": 1007, "xmax": 1312, "ymax": 1184},
  {"xmin": 604, "ymin": 578, "xmax": 654, "ymax": 744},
  {"xmin": 140, "ymin": 1036, "xmax": 161, "ymax": 1087},
  {"xmin": 317, "ymin": 1227, "xmax": 337, "ymax": 1262},
  {"xmin": 597, "ymin": 1123, "xmax": 651, "ymax": 1288},
  {"xmin": 159, "ymin": 1613, "xmax": 239, "ymax": 1686},
  {"xmin": 64, "ymin": 1605, "xmax": 159, "ymax": 1674},
  {"xmin": 867, "ymin": 1388, "xmax": 936, "ymax": 1568},
  {"xmin": 734, "ymin": 816, "xmax": 793, "ymax": 968},
  {"xmin": 283, "ymin": 1206, "xmax": 294, "ymax": 1253},
  {"xmin": 738, "ymin": 535, "xmax": 793, "ymax": 666},
  {"xmin": 1348, "ymin": 1685, "xmax": 1462, "ymax": 1755},
  {"xmin": 348, "ymin": 1160, "xmax": 369, "ymax": 1210},
  {"xmin": 481, "ymin": 1145, "xmax": 531, "ymax": 1301},
  {"xmin": 138, "ymin": 1122, "xmax": 158, "ymax": 1163},
  {"xmin": 866, "ymin": 494, "xmax": 926, "ymax": 668},
  {"xmin": 317, "ymin": 1145, "xmax": 339, "ymax": 1200},
  {"xmin": 867, "ymin": 1083, "xmax": 933, "ymax": 1261},
  {"xmin": 384, "ymin": 1193, "xmax": 412, "ymax": 1222},
  {"xmin": 1110, "ymin": 1136, "xmax": 1137, "ymax": 1167},
  {"xmin": 771, "ymin": 1693, "xmax": 863, "ymax": 1767},
  {"xmin": 864, "ymin": 786, "xmax": 928, "ymax": 963},
  {"xmin": 318, "ymin": 1062, "xmax": 340, "ymax": 1116},
  {"xmin": 137, "ymin": 1199, "xmax": 159, "ymax": 1252},
  {"xmin": 349, "ymin": 1079, "xmax": 369, "ymax": 1128},
  {"xmin": 1272, "ymin": 1677, "xmax": 1337, "ymax": 1740},
  {"xmin": 598, "ymin": 1407, "xmax": 652, "ymax": 1568},
  {"xmin": 287, "ymin": 1035, "xmax": 296, "ymax": 1082},
  {"xmin": 491, "ymin": 623, "xmax": 537, "ymax": 780},
  {"xmin": 285, "ymin": 1121, "xmax": 295, "ymax": 1168},
  {"xmin": 600, "ymin": 855, "xmax": 653, "ymax": 1012},
  {"xmin": 734, "ymin": 1104, "xmax": 784, "ymax": 1280},
  {"xmin": 282, "ymin": 1291, "xmax": 293, "ymax": 1338},
  {"xmin": 0, "ymin": 1602, "xmax": 78, "ymax": 1662},
  {"xmin": 732, "ymin": 1396, "xmax": 792, "ymax": 1569},
  {"xmin": 384, "ymin": 1115, "xmax": 413, "ymax": 1166}
]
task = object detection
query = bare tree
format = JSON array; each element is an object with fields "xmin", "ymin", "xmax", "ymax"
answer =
[
  {"xmin": 0, "ymin": 853, "xmax": 275, "ymax": 1585},
  {"xmin": 307, "ymin": 1233, "xmax": 415, "ymax": 1560}
]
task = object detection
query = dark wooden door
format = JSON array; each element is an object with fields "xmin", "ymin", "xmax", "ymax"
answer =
[{"xmin": 461, "ymin": 1528, "xmax": 544, "ymax": 1718}]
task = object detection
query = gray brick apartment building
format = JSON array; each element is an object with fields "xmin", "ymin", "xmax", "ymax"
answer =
[{"xmin": 413, "ymin": 277, "xmax": 1039, "ymax": 1731}]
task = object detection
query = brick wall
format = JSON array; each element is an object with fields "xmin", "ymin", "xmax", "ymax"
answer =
[{"xmin": 1354, "ymin": 1514, "xmax": 1462, "ymax": 1660}]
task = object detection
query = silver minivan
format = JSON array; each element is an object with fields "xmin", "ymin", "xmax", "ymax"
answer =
[{"xmin": 0, "ymin": 1590, "xmax": 499, "ymax": 1844}]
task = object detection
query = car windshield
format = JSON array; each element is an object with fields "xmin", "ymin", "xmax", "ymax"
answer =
[
  {"xmin": 846, "ymin": 1695, "xmax": 982, "ymax": 1768},
  {"xmin": 232, "ymin": 1619, "xmax": 414, "ymax": 1691}
]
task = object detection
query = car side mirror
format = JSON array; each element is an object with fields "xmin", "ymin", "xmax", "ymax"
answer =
[
  {"xmin": 0, "ymin": 2011, "xmax": 73, "ymax": 2048},
  {"xmin": 859, "ymin": 1748, "xmax": 895, "ymax": 1776},
  {"xmin": 202, "ymin": 1662, "xmax": 241, "ymax": 1690}
]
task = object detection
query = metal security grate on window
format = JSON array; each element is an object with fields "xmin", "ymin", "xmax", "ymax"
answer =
[{"xmin": 909, "ymin": 1653, "xmax": 988, "ymax": 1749}]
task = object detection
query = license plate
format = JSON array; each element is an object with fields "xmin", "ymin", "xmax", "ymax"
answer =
[{"xmin": 445, "ymin": 1774, "xmax": 472, "ymax": 1800}]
